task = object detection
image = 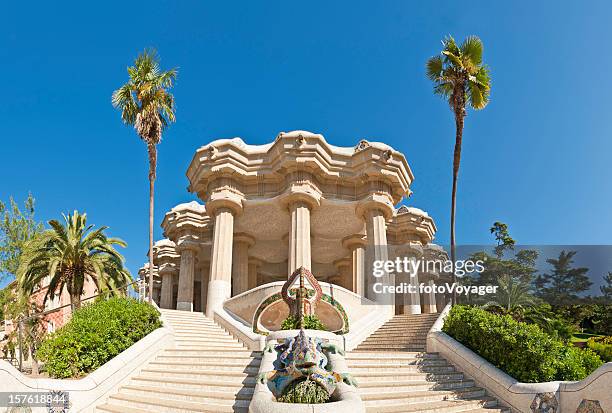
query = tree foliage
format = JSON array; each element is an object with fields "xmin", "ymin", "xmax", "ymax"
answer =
[
  {"xmin": 17, "ymin": 211, "xmax": 131, "ymax": 309},
  {"xmin": 535, "ymin": 250, "xmax": 592, "ymax": 304},
  {"xmin": 0, "ymin": 194, "xmax": 43, "ymax": 281}
]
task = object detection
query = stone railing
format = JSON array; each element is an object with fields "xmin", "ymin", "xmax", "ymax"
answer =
[{"xmin": 427, "ymin": 304, "xmax": 612, "ymax": 413}]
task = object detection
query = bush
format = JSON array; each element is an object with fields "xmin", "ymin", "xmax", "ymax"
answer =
[
  {"xmin": 277, "ymin": 378, "xmax": 330, "ymax": 403},
  {"xmin": 587, "ymin": 336, "xmax": 612, "ymax": 362},
  {"xmin": 281, "ymin": 314, "xmax": 327, "ymax": 331},
  {"xmin": 443, "ymin": 305, "xmax": 602, "ymax": 383},
  {"xmin": 37, "ymin": 297, "xmax": 161, "ymax": 378}
]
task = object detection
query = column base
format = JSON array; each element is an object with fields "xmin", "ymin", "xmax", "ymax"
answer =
[
  {"xmin": 404, "ymin": 304, "xmax": 422, "ymax": 314},
  {"xmin": 176, "ymin": 302, "xmax": 193, "ymax": 311},
  {"xmin": 206, "ymin": 279, "xmax": 231, "ymax": 318}
]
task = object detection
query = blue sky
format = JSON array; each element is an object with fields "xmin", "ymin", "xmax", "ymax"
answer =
[{"xmin": 1, "ymin": 1, "xmax": 611, "ymax": 285}]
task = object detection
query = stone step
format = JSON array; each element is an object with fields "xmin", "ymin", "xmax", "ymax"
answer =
[
  {"xmin": 358, "ymin": 378, "xmax": 475, "ymax": 392},
  {"xmin": 346, "ymin": 359, "xmax": 450, "ymax": 367},
  {"xmin": 351, "ymin": 364, "xmax": 456, "ymax": 374},
  {"xmin": 362, "ymin": 386, "xmax": 486, "ymax": 404},
  {"xmin": 106, "ymin": 393, "xmax": 249, "ymax": 413},
  {"xmin": 356, "ymin": 346, "xmax": 426, "ymax": 351},
  {"xmin": 120, "ymin": 384, "xmax": 254, "ymax": 404},
  {"xmin": 172, "ymin": 328, "xmax": 231, "ymax": 335},
  {"xmin": 356, "ymin": 371, "xmax": 465, "ymax": 382},
  {"xmin": 156, "ymin": 355, "xmax": 261, "ymax": 364},
  {"xmin": 174, "ymin": 342, "xmax": 246, "ymax": 349},
  {"xmin": 174, "ymin": 336, "xmax": 241, "ymax": 344},
  {"xmin": 148, "ymin": 361, "xmax": 260, "ymax": 373},
  {"xmin": 96, "ymin": 403, "xmax": 154, "ymax": 413},
  {"xmin": 360, "ymin": 338, "xmax": 427, "ymax": 344},
  {"xmin": 139, "ymin": 367, "xmax": 257, "ymax": 381},
  {"xmin": 131, "ymin": 375, "xmax": 256, "ymax": 391},
  {"xmin": 347, "ymin": 351, "xmax": 437, "ymax": 359},
  {"xmin": 364, "ymin": 396, "xmax": 500, "ymax": 413},
  {"xmin": 160, "ymin": 349, "xmax": 259, "ymax": 358}
]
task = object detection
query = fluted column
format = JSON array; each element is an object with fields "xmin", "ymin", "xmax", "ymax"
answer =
[
  {"xmin": 421, "ymin": 278, "xmax": 438, "ymax": 313},
  {"xmin": 206, "ymin": 207, "xmax": 237, "ymax": 317},
  {"xmin": 404, "ymin": 269, "xmax": 421, "ymax": 314},
  {"xmin": 232, "ymin": 234, "xmax": 254, "ymax": 296},
  {"xmin": 176, "ymin": 245, "xmax": 197, "ymax": 311},
  {"xmin": 333, "ymin": 258, "xmax": 352, "ymax": 290},
  {"xmin": 365, "ymin": 208, "xmax": 391, "ymax": 304},
  {"xmin": 288, "ymin": 201, "xmax": 312, "ymax": 274},
  {"xmin": 343, "ymin": 234, "xmax": 366, "ymax": 296},
  {"xmin": 200, "ymin": 263, "xmax": 209, "ymax": 314},
  {"xmin": 160, "ymin": 267, "xmax": 176, "ymax": 309},
  {"xmin": 248, "ymin": 258, "xmax": 262, "ymax": 290}
]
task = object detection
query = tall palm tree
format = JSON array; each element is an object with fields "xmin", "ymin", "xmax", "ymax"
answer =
[
  {"xmin": 426, "ymin": 36, "xmax": 491, "ymax": 303},
  {"xmin": 112, "ymin": 49, "xmax": 177, "ymax": 303},
  {"xmin": 17, "ymin": 211, "xmax": 131, "ymax": 309}
]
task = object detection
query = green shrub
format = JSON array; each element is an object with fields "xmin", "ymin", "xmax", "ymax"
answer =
[
  {"xmin": 587, "ymin": 336, "xmax": 612, "ymax": 362},
  {"xmin": 277, "ymin": 378, "xmax": 330, "ymax": 403},
  {"xmin": 443, "ymin": 305, "xmax": 602, "ymax": 382},
  {"xmin": 37, "ymin": 297, "xmax": 161, "ymax": 378},
  {"xmin": 281, "ymin": 314, "xmax": 327, "ymax": 331}
]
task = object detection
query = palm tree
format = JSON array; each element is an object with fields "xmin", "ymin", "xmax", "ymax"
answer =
[
  {"xmin": 17, "ymin": 211, "xmax": 131, "ymax": 309},
  {"xmin": 426, "ymin": 36, "xmax": 491, "ymax": 303},
  {"xmin": 112, "ymin": 49, "xmax": 177, "ymax": 303}
]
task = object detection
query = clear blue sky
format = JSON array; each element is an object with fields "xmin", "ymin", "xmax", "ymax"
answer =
[{"xmin": 1, "ymin": 1, "xmax": 611, "ymax": 284}]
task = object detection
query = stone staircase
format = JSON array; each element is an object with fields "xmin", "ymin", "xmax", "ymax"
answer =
[
  {"xmin": 349, "ymin": 313, "xmax": 509, "ymax": 413},
  {"xmin": 96, "ymin": 309, "xmax": 259, "ymax": 413}
]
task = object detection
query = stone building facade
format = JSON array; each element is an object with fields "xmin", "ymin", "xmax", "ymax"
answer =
[{"xmin": 140, "ymin": 130, "xmax": 449, "ymax": 317}]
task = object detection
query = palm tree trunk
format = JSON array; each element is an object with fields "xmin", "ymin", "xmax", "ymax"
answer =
[
  {"xmin": 70, "ymin": 292, "xmax": 81, "ymax": 311},
  {"xmin": 147, "ymin": 144, "xmax": 157, "ymax": 304},
  {"xmin": 30, "ymin": 346, "xmax": 39, "ymax": 376},
  {"xmin": 450, "ymin": 97, "xmax": 465, "ymax": 306}
]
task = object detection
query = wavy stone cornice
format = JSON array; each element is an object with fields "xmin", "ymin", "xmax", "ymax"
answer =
[
  {"xmin": 387, "ymin": 205, "xmax": 437, "ymax": 244},
  {"xmin": 161, "ymin": 201, "xmax": 212, "ymax": 242},
  {"xmin": 186, "ymin": 130, "xmax": 414, "ymax": 205}
]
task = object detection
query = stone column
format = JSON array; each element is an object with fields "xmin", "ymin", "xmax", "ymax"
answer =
[
  {"xmin": 333, "ymin": 258, "xmax": 352, "ymax": 290},
  {"xmin": 176, "ymin": 244, "xmax": 197, "ymax": 311},
  {"xmin": 404, "ymin": 270, "xmax": 422, "ymax": 314},
  {"xmin": 421, "ymin": 277, "xmax": 438, "ymax": 313},
  {"xmin": 206, "ymin": 203, "xmax": 240, "ymax": 317},
  {"xmin": 248, "ymin": 258, "xmax": 262, "ymax": 290},
  {"xmin": 159, "ymin": 267, "xmax": 176, "ymax": 309},
  {"xmin": 200, "ymin": 263, "xmax": 209, "ymax": 314},
  {"xmin": 343, "ymin": 235, "xmax": 366, "ymax": 296},
  {"xmin": 232, "ymin": 234, "xmax": 255, "ymax": 296},
  {"xmin": 288, "ymin": 201, "xmax": 312, "ymax": 274},
  {"xmin": 365, "ymin": 208, "xmax": 391, "ymax": 303}
]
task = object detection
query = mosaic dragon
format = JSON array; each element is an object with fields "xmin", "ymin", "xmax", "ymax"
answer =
[{"xmin": 257, "ymin": 329, "xmax": 358, "ymax": 398}]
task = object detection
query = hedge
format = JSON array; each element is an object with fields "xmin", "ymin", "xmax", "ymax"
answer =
[
  {"xmin": 281, "ymin": 314, "xmax": 327, "ymax": 331},
  {"xmin": 442, "ymin": 305, "xmax": 602, "ymax": 383},
  {"xmin": 587, "ymin": 336, "xmax": 612, "ymax": 362},
  {"xmin": 37, "ymin": 297, "xmax": 161, "ymax": 378}
]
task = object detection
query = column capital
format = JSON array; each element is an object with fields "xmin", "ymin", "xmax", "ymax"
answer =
[
  {"xmin": 342, "ymin": 234, "xmax": 367, "ymax": 250},
  {"xmin": 158, "ymin": 262, "xmax": 178, "ymax": 276},
  {"xmin": 279, "ymin": 190, "xmax": 321, "ymax": 211},
  {"xmin": 176, "ymin": 239, "xmax": 200, "ymax": 253},
  {"xmin": 355, "ymin": 194, "xmax": 395, "ymax": 221},
  {"xmin": 248, "ymin": 257, "xmax": 264, "ymax": 267},
  {"xmin": 333, "ymin": 257, "xmax": 352, "ymax": 271},
  {"xmin": 234, "ymin": 232, "xmax": 255, "ymax": 247},
  {"xmin": 206, "ymin": 189, "xmax": 244, "ymax": 217}
]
